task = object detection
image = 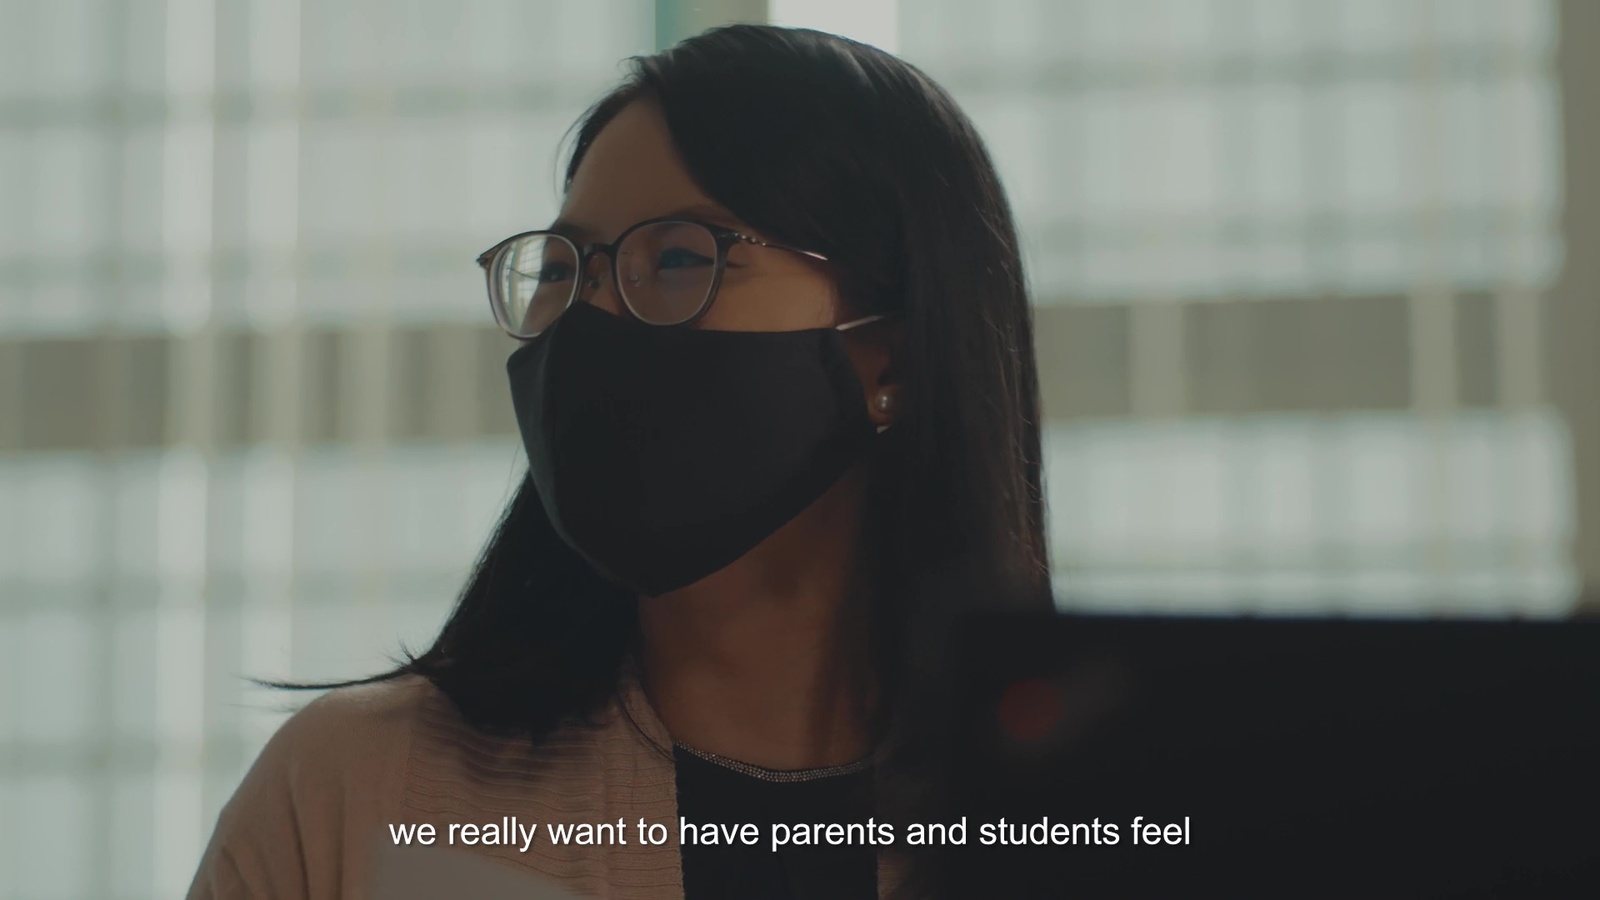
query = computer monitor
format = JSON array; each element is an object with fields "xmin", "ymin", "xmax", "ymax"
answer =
[{"xmin": 941, "ymin": 614, "xmax": 1600, "ymax": 899}]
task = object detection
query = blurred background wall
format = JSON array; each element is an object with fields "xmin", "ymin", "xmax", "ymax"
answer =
[{"xmin": 0, "ymin": 1, "xmax": 1595, "ymax": 897}]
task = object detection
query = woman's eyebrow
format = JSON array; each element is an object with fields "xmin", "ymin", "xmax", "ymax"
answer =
[
  {"xmin": 547, "ymin": 204, "xmax": 746, "ymax": 243},
  {"xmin": 659, "ymin": 202, "xmax": 742, "ymax": 225},
  {"xmin": 547, "ymin": 217, "xmax": 597, "ymax": 243}
]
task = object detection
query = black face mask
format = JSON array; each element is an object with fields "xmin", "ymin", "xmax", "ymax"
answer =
[{"xmin": 506, "ymin": 302, "xmax": 878, "ymax": 597}]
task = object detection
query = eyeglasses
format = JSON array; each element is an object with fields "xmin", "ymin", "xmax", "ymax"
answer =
[{"xmin": 478, "ymin": 216, "xmax": 865, "ymax": 339}]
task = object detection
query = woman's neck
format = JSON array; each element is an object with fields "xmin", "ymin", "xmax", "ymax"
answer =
[{"xmin": 636, "ymin": 468, "xmax": 875, "ymax": 771}]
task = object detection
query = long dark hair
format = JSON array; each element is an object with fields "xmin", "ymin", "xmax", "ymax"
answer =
[{"xmin": 300, "ymin": 23, "xmax": 1049, "ymax": 893}]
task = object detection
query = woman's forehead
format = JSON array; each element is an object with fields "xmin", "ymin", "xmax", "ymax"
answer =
[{"xmin": 560, "ymin": 100, "xmax": 732, "ymax": 242}]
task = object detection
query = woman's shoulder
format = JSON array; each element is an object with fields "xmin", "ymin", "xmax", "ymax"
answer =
[
  {"xmin": 232, "ymin": 675, "xmax": 438, "ymax": 810},
  {"xmin": 188, "ymin": 675, "xmax": 444, "ymax": 899},
  {"xmin": 231, "ymin": 673, "xmax": 658, "ymax": 811},
  {"xmin": 286, "ymin": 673, "xmax": 438, "ymax": 736},
  {"xmin": 191, "ymin": 672, "xmax": 681, "ymax": 898},
  {"xmin": 257, "ymin": 675, "xmax": 437, "ymax": 782}
]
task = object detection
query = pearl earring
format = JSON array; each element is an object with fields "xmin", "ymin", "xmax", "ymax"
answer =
[{"xmin": 874, "ymin": 391, "xmax": 895, "ymax": 414}]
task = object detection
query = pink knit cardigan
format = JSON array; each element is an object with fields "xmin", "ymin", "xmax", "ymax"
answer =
[{"xmin": 186, "ymin": 672, "xmax": 908, "ymax": 899}]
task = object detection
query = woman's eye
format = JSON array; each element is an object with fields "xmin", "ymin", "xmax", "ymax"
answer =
[
  {"xmin": 538, "ymin": 262, "xmax": 575, "ymax": 282},
  {"xmin": 657, "ymin": 246, "xmax": 714, "ymax": 270}
]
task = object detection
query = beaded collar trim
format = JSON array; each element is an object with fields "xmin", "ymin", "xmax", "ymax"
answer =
[{"xmin": 674, "ymin": 742, "xmax": 874, "ymax": 783}]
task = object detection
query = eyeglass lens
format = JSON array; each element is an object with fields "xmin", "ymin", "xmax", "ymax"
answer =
[
  {"xmin": 495, "ymin": 221, "xmax": 721, "ymax": 337},
  {"xmin": 498, "ymin": 234, "xmax": 580, "ymax": 337}
]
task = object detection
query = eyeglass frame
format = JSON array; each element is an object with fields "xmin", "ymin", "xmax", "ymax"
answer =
[{"xmin": 477, "ymin": 215, "xmax": 885, "ymax": 339}]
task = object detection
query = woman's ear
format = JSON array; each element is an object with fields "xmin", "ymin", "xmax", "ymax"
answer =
[{"xmin": 843, "ymin": 320, "xmax": 904, "ymax": 430}]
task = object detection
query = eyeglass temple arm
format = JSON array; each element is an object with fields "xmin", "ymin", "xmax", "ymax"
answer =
[
  {"xmin": 729, "ymin": 234, "xmax": 887, "ymax": 331},
  {"xmin": 836, "ymin": 314, "xmax": 889, "ymax": 331},
  {"xmin": 726, "ymin": 234, "xmax": 890, "ymax": 331},
  {"xmin": 734, "ymin": 233, "xmax": 829, "ymax": 263}
]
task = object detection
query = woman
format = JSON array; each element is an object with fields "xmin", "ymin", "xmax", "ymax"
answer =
[{"xmin": 188, "ymin": 24, "xmax": 1050, "ymax": 900}]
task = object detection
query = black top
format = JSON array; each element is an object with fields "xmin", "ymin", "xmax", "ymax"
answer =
[{"xmin": 673, "ymin": 745, "xmax": 877, "ymax": 900}]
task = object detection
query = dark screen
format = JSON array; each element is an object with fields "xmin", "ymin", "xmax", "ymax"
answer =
[{"xmin": 945, "ymin": 614, "xmax": 1600, "ymax": 899}]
